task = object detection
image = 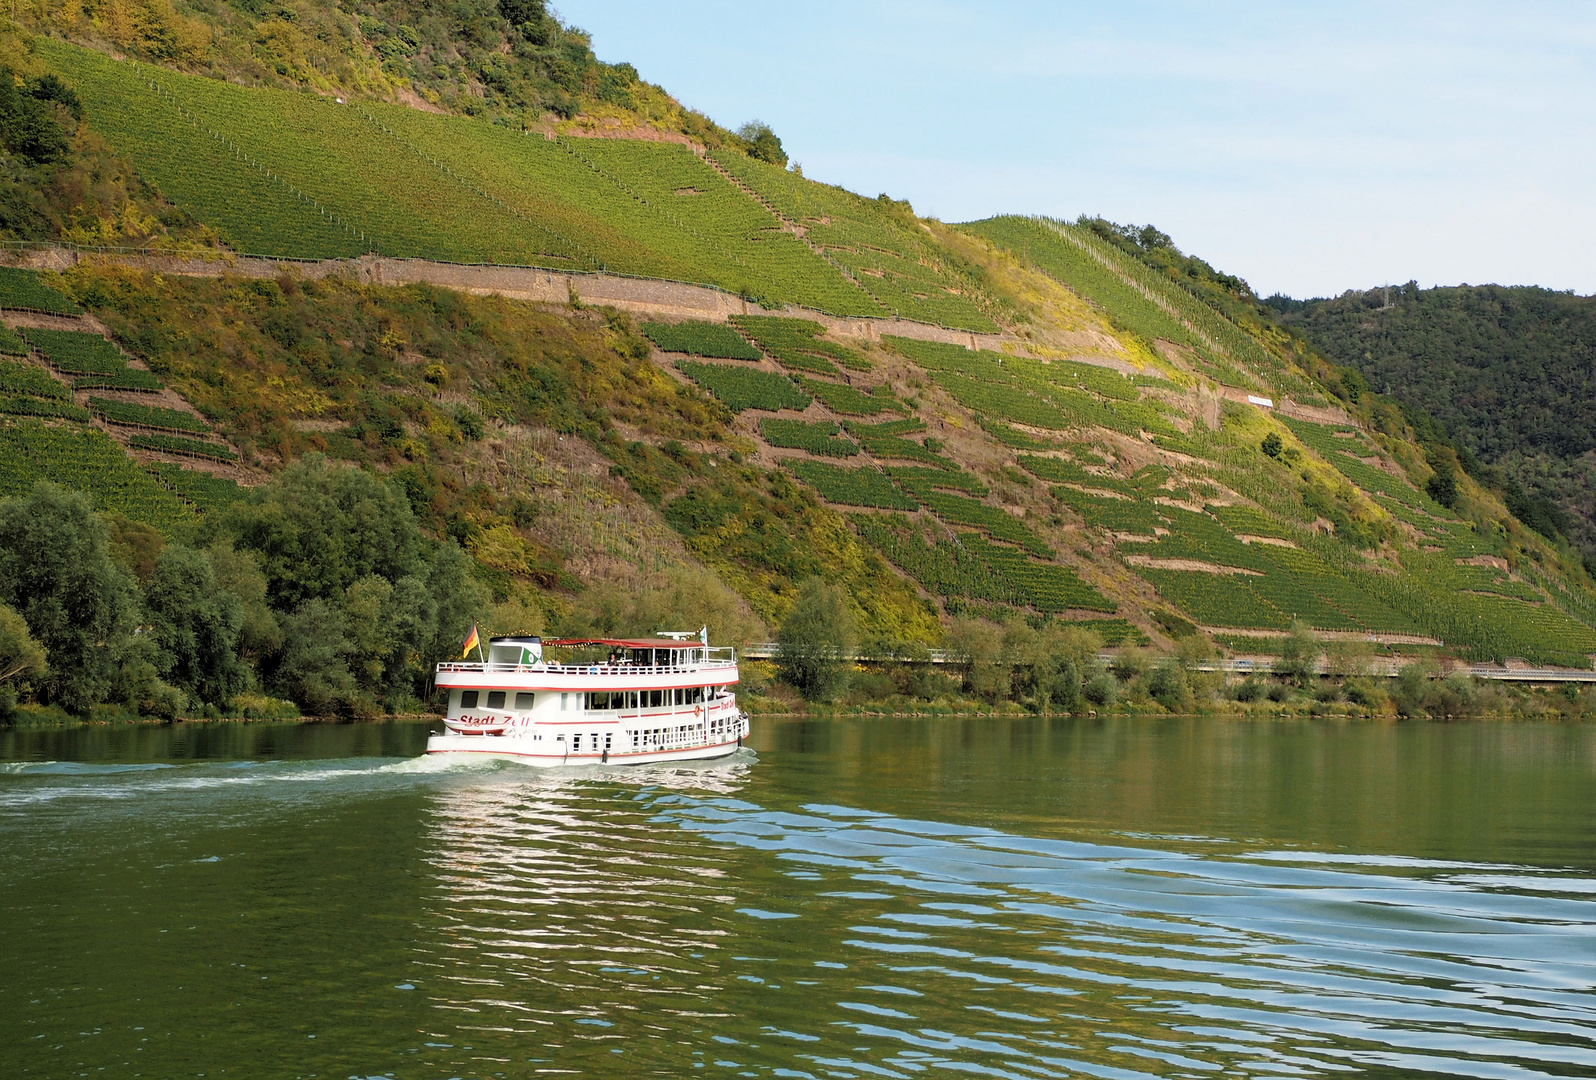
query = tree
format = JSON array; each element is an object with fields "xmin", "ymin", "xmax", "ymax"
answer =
[
  {"xmin": 1261, "ymin": 432, "xmax": 1283, "ymax": 458},
  {"xmin": 1274, "ymin": 620, "xmax": 1321, "ymax": 689},
  {"xmin": 775, "ymin": 577, "xmax": 856, "ymax": 701},
  {"xmin": 219, "ymin": 455, "xmax": 425, "ymax": 609},
  {"xmin": 947, "ymin": 617, "xmax": 1007, "ymax": 703},
  {"xmin": 144, "ymin": 545, "xmax": 249, "ymax": 708},
  {"xmin": 737, "ymin": 121, "xmax": 788, "ymax": 167},
  {"xmin": 0, "ymin": 485, "xmax": 138, "ymax": 714},
  {"xmin": 0, "ymin": 603, "xmax": 46, "ymax": 685}
]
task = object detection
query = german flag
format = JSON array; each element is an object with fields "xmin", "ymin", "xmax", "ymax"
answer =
[{"xmin": 460, "ymin": 624, "xmax": 481, "ymax": 659}]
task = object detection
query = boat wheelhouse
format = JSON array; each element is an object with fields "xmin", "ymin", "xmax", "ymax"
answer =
[{"xmin": 425, "ymin": 634, "xmax": 748, "ymax": 765}]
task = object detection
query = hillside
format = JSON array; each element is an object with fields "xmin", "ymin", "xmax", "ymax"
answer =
[
  {"xmin": 0, "ymin": 17, "xmax": 1592, "ymax": 723},
  {"xmin": 1267, "ymin": 284, "xmax": 1596, "ymax": 572}
]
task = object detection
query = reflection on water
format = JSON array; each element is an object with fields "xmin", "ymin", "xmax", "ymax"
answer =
[{"xmin": 1, "ymin": 717, "xmax": 1593, "ymax": 1079}]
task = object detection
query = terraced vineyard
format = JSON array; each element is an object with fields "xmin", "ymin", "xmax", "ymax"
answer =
[
  {"xmin": 0, "ymin": 419, "xmax": 192, "ymax": 527},
  {"xmin": 676, "ymin": 361, "xmax": 809, "ymax": 412},
  {"xmin": 883, "ymin": 335, "xmax": 1180, "ymax": 438},
  {"xmin": 843, "ymin": 419, "xmax": 953, "ymax": 468},
  {"xmin": 89, "ymin": 398, "xmax": 211, "ymax": 434},
  {"xmin": 783, "ymin": 461, "xmax": 917, "ymax": 510},
  {"xmin": 758, "ymin": 419, "xmax": 859, "ymax": 458},
  {"xmin": 0, "ymin": 396, "xmax": 91, "ymax": 421},
  {"xmin": 0, "ymin": 268, "xmax": 82, "ymax": 315},
  {"xmin": 731, "ymin": 316, "xmax": 871, "ymax": 372},
  {"xmin": 44, "ymin": 41, "xmax": 884, "ymax": 316},
  {"xmin": 640, "ymin": 320, "xmax": 762, "ymax": 360},
  {"xmin": 796, "ymin": 378, "xmax": 900, "ymax": 416},
  {"xmin": 711, "ymin": 152, "xmax": 1000, "ymax": 332},
  {"xmin": 128, "ymin": 434, "xmax": 238, "ymax": 462},
  {"xmin": 850, "ymin": 513, "xmax": 1113, "ymax": 615},
  {"xmin": 0, "ymin": 358, "xmax": 69, "ymax": 401}
]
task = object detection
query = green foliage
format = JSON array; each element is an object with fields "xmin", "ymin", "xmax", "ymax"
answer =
[
  {"xmin": 1261, "ymin": 431, "xmax": 1282, "ymax": 458},
  {"xmin": 0, "ymin": 67, "xmax": 69, "ymax": 164},
  {"xmin": 712, "ymin": 152, "xmax": 998, "ymax": 331},
  {"xmin": 735, "ymin": 121, "xmax": 787, "ymax": 167},
  {"xmin": 677, "ymin": 360, "xmax": 809, "ymax": 413},
  {"xmin": 127, "ymin": 434, "xmax": 237, "ymax": 462},
  {"xmin": 796, "ymin": 377, "xmax": 900, "ymax": 416},
  {"xmin": 0, "ymin": 356, "xmax": 68, "ymax": 399},
  {"xmin": 0, "ymin": 602, "xmax": 47, "ymax": 686},
  {"xmin": 0, "ymin": 484, "xmax": 140, "ymax": 714},
  {"xmin": 784, "ymin": 461, "xmax": 917, "ymax": 509},
  {"xmin": 776, "ymin": 577, "xmax": 855, "ymax": 701},
  {"xmin": 759, "ymin": 418, "xmax": 859, "ymax": 458},
  {"xmin": 143, "ymin": 544, "xmax": 248, "ymax": 707},
  {"xmin": 731, "ymin": 315, "xmax": 871, "ymax": 372},
  {"xmin": 0, "ymin": 268, "xmax": 81, "ymax": 314},
  {"xmin": 89, "ymin": 397, "xmax": 210, "ymax": 433},
  {"xmin": 48, "ymin": 41, "xmax": 879, "ymax": 316},
  {"xmin": 21, "ymin": 327, "xmax": 127, "ymax": 375},
  {"xmin": 0, "ymin": 419, "xmax": 191, "ymax": 528},
  {"xmin": 640, "ymin": 320, "xmax": 761, "ymax": 360},
  {"xmin": 0, "ymin": 395, "xmax": 90, "ymax": 421}
]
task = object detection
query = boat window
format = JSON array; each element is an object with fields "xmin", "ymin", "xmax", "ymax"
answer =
[
  {"xmin": 647, "ymin": 689, "xmax": 661, "ymax": 708},
  {"xmin": 487, "ymin": 691, "xmax": 506, "ymax": 709},
  {"xmin": 460, "ymin": 690, "xmax": 479, "ymax": 709},
  {"xmin": 573, "ymin": 734, "xmax": 581, "ymax": 751},
  {"xmin": 627, "ymin": 690, "xmax": 639, "ymax": 709},
  {"xmin": 515, "ymin": 692, "xmax": 535, "ymax": 710}
]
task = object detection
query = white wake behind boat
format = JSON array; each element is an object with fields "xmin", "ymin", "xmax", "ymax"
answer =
[{"xmin": 425, "ymin": 633, "xmax": 749, "ymax": 766}]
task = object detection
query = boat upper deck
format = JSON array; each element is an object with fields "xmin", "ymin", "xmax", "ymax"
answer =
[{"xmin": 436, "ymin": 637, "xmax": 737, "ymax": 688}]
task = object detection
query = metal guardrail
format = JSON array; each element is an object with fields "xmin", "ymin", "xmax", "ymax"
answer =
[{"xmin": 741, "ymin": 645, "xmax": 1596, "ymax": 683}]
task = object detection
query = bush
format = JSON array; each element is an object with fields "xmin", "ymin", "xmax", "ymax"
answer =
[
  {"xmin": 1234, "ymin": 677, "xmax": 1264, "ymax": 702},
  {"xmin": 1146, "ymin": 661, "xmax": 1191, "ymax": 711},
  {"xmin": 1082, "ymin": 669, "xmax": 1117, "ymax": 706},
  {"xmin": 776, "ymin": 577, "xmax": 856, "ymax": 702}
]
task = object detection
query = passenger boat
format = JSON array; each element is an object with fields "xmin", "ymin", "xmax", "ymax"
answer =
[{"xmin": 425, "ymin": 632, "xmax": 749, "ymax": 765}]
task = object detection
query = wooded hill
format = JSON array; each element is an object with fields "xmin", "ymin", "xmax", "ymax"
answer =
[
  {"xmin": 0, "ymin": 10, "xmax": 1592, "ymax": 721},
  {"xmin": 1267, "ymin": 284, "xmax": 1596, "ymax": 574}
]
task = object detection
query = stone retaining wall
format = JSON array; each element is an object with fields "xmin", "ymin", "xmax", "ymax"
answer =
[{"xmin": 7, "ymin": 247, "xmax": 1006, "ymax": 350}]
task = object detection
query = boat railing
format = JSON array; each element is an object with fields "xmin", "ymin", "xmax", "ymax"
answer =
[{"xmin": 437, "ymin": 649, "xmax": 738, "ymax": 677}]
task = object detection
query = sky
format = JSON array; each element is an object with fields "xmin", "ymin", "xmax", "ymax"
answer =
[{"xmin": 562, "ymin": 0, "xmax": 1595, "ymax": 299}]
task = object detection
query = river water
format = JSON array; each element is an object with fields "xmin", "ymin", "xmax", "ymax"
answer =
[{"xmin": 2, "ymin": 716, "xmax": 1593, "ymax": 1080}]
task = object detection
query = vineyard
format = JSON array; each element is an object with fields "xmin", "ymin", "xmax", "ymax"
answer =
[
  {"xmin": 127, "ymin": 434, "xmax": 239, "ymax": 462},
  {"xmin": 0, "ymin": 325, "xmax": 30, "ymax": 355},
  {"xmin": 89, "ymin": 397, "xmax": 211, "ymax": 434},
  {"xmin": 758, "ymin": 418, "xmax": 859, "ymax": 458},
  {"xmin": 783, "ymin": 461, "xmax": 917, "ymax": 510},
  {"xmin": 0, "ymin": 419, "xmax": 192, "ymax": 528},
  {"xmin": 676, "ymin": 360, "xmax": 809, "ymax": 412},
  {"xmin": 709, "ymin": 151, "xmax": 1000, "ymax": 332},
  {"xmin": 882, "ymin": 335, "xmax": 1180, "ymax": 438},
  {"xmin": 0, "ymin": 358, "xmax": 69, "ymax": 401},
  {"xmin": 731, "ymin": 316, "xmax": 872, "ymax": 372},
  {"xmin": 849, "ymin": 513, "xmax": 1112, "ymax": 615},
  {"xmin": 640, "ymin": 320, "xmax": 762, "ymax": 360},
  {"xmin": 144, "ymin": 462, "xmax": 246, "ymax": 515},
  {"xmin": 842, "ymin": 419, "xmax": 954, "ymax": 468},
  {"xmin": 21, "ymin": 328, "xmax": 129, "ymax": 376},
  {"xmin": 0, "ymin": 268, "xmax": 82, "ymax": 315},
  {"xmin": 0, "ymin": 396, "xmax": 91, "ymax": 421},
  {"xmin": 44, "ymin": 41, "xmax": 892, "ymax": 318},
  {"xmin": 917, "ymin": 490, "xmax": 1055, "ymax": 558},
  {"xmin": 796, "ymin": 378, "xmax": 900, "ymax": 416}
]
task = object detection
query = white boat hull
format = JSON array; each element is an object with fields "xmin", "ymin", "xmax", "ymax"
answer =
[{"xmin": 425, "ymin": 730, "xmax": 745, "ymax": 766}]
